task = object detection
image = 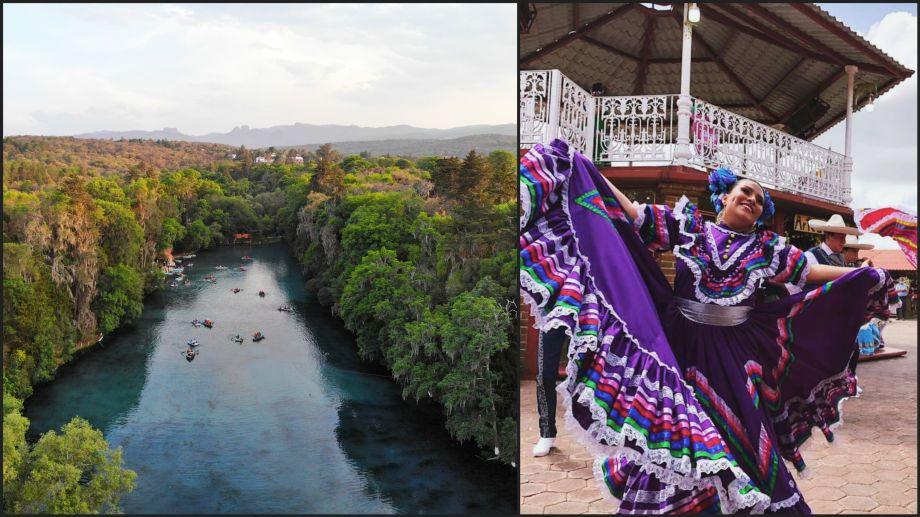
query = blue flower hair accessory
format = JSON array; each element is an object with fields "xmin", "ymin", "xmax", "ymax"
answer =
[{"xmin": 708, "ymin": 167, "xmax": 775, "ymax": 227}]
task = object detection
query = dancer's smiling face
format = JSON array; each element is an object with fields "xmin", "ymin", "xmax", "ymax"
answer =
[{"xmin": 719, "ymin": 179, "xmax": 764, "ymax": 231}]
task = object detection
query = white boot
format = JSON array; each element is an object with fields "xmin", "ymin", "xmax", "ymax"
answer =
[{"xmin": 532, "ymin": 437, "xmax": 556, "ymax": 457}]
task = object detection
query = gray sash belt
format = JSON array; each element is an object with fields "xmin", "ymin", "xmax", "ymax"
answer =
[{"xmin": 674, "ymin": 297, "xmax": 752, "ymax": 326}]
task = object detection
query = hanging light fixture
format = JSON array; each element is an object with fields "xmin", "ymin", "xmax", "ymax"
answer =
[
  {"xmin": 688, "ymin": 3, "xmax": 701, "ymax": 24},
  {"xmin": 856, "ymin": 84, "xmax": 878, "ymax": 113}
]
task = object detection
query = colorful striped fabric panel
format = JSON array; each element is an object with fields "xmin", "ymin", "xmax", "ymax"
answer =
[
  {"xmin": 636, "ymin": 204, "xmax": 674, "ymax": 251},
  {"xmin": 685, "ymin": 367, "xmax": 781, "ymax": 494},
  {"xmin": 598, "ymin": 456, "xmax": 724, "ymax": 514},
  {"xmin": 769, "ymin": 245, "xmax": 808, "ymax": 288},
  {"xmin": 519, "ymin": 144, "xmax": 566, "ymax": 228},
  {"xmin": 854, "ymin": 207, "xmax": 918, "ymax": 268}
]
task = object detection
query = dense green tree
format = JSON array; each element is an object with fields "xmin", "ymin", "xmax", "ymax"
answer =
[
  {"xmin": 157, "ymin": 217, "xmax": 186, "ymax": 252},
  {"xmin": 180, "ymin": 219, "xmax": 211, "ymax": 251},
  {"xmin": 487, "ymin": 150, "xmax": 517, "ymax": 202},
  {"xmin": 309, "ymin": 144, "xmax": 340, "ymax": 191},
  {"xmin": 3, "ymin": 244, "xmax": 77, "ymax": 399},
  {"xmin": 94, "ymin": 200, "xmax": 144, "ymax": 269},
  {"xmin": 431, "ymin": 157, "xmax": 461, "ymax": 198},
  {"xmin": 2, "ymin": 400, "xmax": 136, "ymax": 514},
  {"xmin": 340, "ymin": 249, "xmax": 429, "ymax": 362},
  {"xmin": 239, "ymin": 146, "xmax": 253, "ymax": 178},
  {"xmin": 85, "ymin": 178, "xmax": 129, "ymax": 205},
  {"xmin": 437, "ymin": 292, "xmax": 511, "ymax": 460},
  {"xmin": 3, "ymin": 394, "xmax": 29, "ymax": 498},
  {"xmin": 2, "ymin": 189, "xmax": 41, "ymax": 242},
  {"xmin": 93, "ymin": 264, "xmax": 144, "ymax": 335},
  {"xmin": 341, "ymin": 155, "xmax": 371, "ymax": 173}
]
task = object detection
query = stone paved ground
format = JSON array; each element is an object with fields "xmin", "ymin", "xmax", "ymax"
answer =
[{"xmin": 520, "ymin": 319, "xmax": 918, "ymax": 514}]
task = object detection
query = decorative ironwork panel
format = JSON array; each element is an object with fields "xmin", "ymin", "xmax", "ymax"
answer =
[
  {"xmin": 595, "ymin": 95, "xmax": 675, "ymax": 163},
  {"xmin": 687, "ymin": 98, "xmax": 848, "ymax": 205},
  {"xmin": 557, "ymin": 76, "xmax": 593, "ymax": 157},
  {"xmin": 519, "ymin": 69, "xmax": 850, "ymax": 205},
  {"xmin": 520, "ymin": 70, "xmax": 553, "ymax": 149}
]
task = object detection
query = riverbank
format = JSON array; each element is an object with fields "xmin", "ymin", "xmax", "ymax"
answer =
[{"xmin": 24, "ymin": 243, "xmax": 515, "ymax": 513}]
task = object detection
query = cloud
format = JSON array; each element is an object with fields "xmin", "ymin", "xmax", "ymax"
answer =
[
  {"xmin": 2, "ymin": 4, "xmax": 516, "ymax": 135},
  {"xmin": 813, "ymin": 10, "xmax": 917, "ymax": 244}
]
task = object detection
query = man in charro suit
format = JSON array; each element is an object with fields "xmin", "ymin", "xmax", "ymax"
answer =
[{"xmin": 805, "ymin": 214, "xmax": 861, "ymax": 267}]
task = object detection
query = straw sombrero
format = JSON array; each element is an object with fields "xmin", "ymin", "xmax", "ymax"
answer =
[
  {"xmin": 808, "ymin": 214, "xmax": 861, "ymax": 235},
  {"xmin": 843, "ymin": 234, "xmax": 874, "ymax": 250}
]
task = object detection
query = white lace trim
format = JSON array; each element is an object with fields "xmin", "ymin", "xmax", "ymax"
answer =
[
  {"xmin": 706, "ymin": 223, "xmax": 759, "ymax": 272},
  {"xmin": 560, "ymin": 393, "xmax": 771, "ymax": 514},
  {"xmin": 631, "ymin": 202, "xmax": 647, "ymax": 230},
  {"xmin": 520, "ymin": 269, "xmax": 552, "ymax": 304},
  {"xmin": 671, "ymin": 198, "xmax": 788, "ymax": 307},
  {"xmin": 520, "ymin": 180, "xmax": 532, "ymax": 230},
  {"xmin": 867, "ymin": 267, "xmax": 889, "ymax": 296},
  {"xmin": 769, "ymin": 486, "xmax": 802, "ymax": 511},
  {"xmin": 771, "ymin": 367, "xmax": 857, "ymax": 426}
]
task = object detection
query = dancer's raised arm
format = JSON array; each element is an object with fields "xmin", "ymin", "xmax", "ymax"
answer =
[
  {"xmin": 806, "ymin": 263, "xmax": 857, "ymax": 284},
  {"xmin": 597, "ymin": 173, "xmax": 639, "ymax": 221}
]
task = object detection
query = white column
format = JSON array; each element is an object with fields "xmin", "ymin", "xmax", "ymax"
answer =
[
  {"xmin": 843, "ymin": 65, "xmax": 857, "ymax": 204},
  {"xmin": 844, "ymin": 65, "xmax": 857, "ymax": 158},
  {"xmin": 674, "ymin": 5, "xmax": 694, "ymax": 165},
  {"xmin": 547, "ymin": 70, "xmax": 563, "ymax": 144}
]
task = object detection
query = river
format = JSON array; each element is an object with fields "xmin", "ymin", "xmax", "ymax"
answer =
[{"xmin": 23, "ymin": 243, "xmax": 515, "ymax": 514}]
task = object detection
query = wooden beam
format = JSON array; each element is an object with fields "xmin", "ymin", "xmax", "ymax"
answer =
[
  {"xmin": 790, "ymin": 3, "xmax": 905, "ymax": 78},
  {"xmin": 778, "ymin": 68, "xmax": 846, "ymax": 124},
  {"xmin": 700, "ymin": 5, "xmax": 902, "ymax": 78},
  {"xmin": 648, "ymin": 57, "xmax": 714, "ymax": 64},
  {"xmin": 633, "ymin": 12, "xmax": 656, "ymax": 94},
  {"xmin": 699, "ymin": 4, "xmax": 833, "ymax": 65},
  {"xmin": 572, "ymin": 3, "xmax": 579, "ymax": 32},
  {"xmin": 744, "ymin": 4, "xmax": 848, "ymax": 65},
  {"xmin": 761, "ymin": 57, "xmax": 806, "ymax": 104},
  {"xmin": 714, "ymin": 5, "xmax": 902, "ymax": 77},
  {"xmin": 719, "ymin": 103, "xmax": 761, "ymax": 109},
  {"xmin": 580, "ymin": 35, "xmax": 640, "ymax": 62},
  {"xmin": 670, "ymin": 8, "xmax": 780, "ymax": 122},
  {"xmin": 521, "ymin": 4, "xmax": 635, "ymax": 66}
]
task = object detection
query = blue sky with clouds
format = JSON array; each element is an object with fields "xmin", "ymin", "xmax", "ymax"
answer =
[
  {"xmin": 810, "ymin": 3, "xmax": 917, "ymax": 237},
  {"xmin": 3, "ymin": 4, "xmax": 516, "ymax": 135},
  {"xmin": 2, "ymin": 3, "xmax": 916, "ymax": 244}
]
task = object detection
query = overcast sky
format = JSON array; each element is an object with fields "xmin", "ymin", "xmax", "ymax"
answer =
[
  {"xmin": 812, "ymin": 4, "xmax": 917, "ymax": 249},
  {"xmin": 2, "ymin": 4, "xmax": 516, "ymax": 135}
]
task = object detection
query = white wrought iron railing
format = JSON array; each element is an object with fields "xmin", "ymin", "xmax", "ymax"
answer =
[
  {"xmin": 520, "ymin": 70, "xmax": 595, "ymax": 157},
  {"xmin": 521, "ymin": 69, "xmax": 851, "ymax": 205}
]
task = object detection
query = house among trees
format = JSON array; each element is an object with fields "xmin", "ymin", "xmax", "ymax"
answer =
[
  {"xmin": 255, "ymin": 156, "xmax": 268, "ymax": 164},
  {"xmin": 294, "ymin": 156, "xmax": 304, "ymax": 164}
]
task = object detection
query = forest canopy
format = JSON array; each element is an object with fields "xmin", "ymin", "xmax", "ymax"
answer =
[{"xmin": 3, "ymin": 136, "xmax": 518, "ymax": 468}]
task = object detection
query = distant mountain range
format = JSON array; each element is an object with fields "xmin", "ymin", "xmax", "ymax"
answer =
[
  {"xmin": 73, "ymin": 123, "xmax": 517, "ymax": 149},
  {"xmin": 288, "ymin": 134, "xmax": 516, "ymax": 157}
]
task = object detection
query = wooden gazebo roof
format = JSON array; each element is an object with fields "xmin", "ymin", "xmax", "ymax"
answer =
[{"xmin": 520, "ymin": 3, "xmax": 914, "ymax": 141}]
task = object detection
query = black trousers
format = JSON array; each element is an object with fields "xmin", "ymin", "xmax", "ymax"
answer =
[{"xmin": 536, "ymin": 327, "xmax": 567, "ymax": 438}]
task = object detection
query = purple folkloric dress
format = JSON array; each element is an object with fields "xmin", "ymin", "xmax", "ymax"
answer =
[{"xmin": 520, "ymin": 140, "xmax": 895, "ymax": 514}]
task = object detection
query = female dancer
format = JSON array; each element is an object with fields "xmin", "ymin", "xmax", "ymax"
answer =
[{"xmin": 520, "ymin": 139, "xmax": 895, "ymax": 514}]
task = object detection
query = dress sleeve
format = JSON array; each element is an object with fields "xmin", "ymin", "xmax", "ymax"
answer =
[
  {"xmin": 767, "ymin": 240, "xmax": 809, "ymax": 289},
  {"xmin": 631, "ymin": 195, "xmax": 702, "ymax": 252}
]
